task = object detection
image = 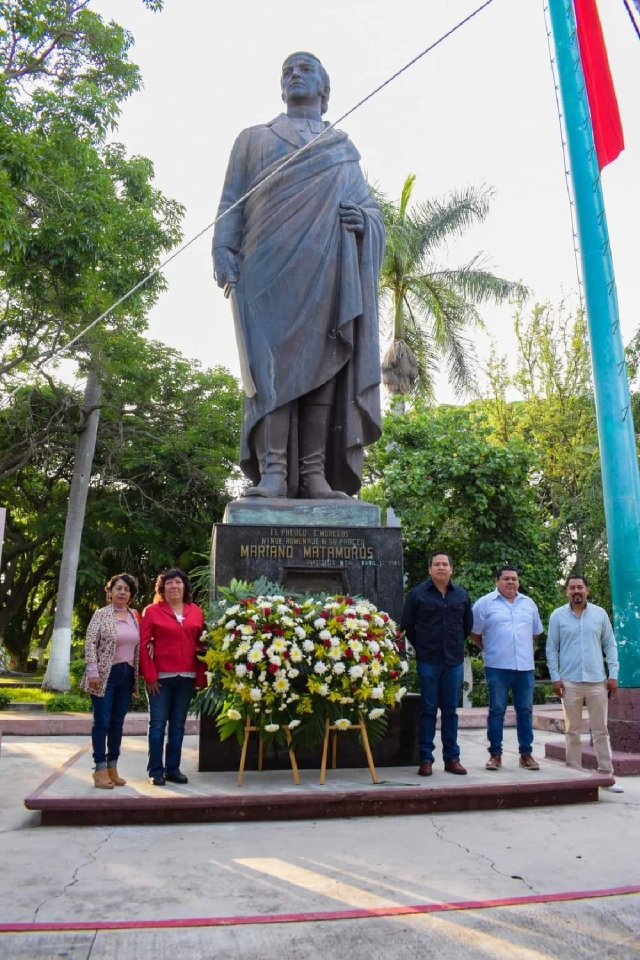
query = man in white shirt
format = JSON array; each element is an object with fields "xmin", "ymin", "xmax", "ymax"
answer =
[
  {"xmin": 471, "ymin": 565, "xmax": 543, "ymax": 771},
  {"xmin": 546, "ymin": 574, "xmax": 622, "ymax": 793}
]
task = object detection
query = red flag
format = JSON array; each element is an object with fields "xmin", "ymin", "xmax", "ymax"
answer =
[{"xmin": 574, "ymin": 0, "xmax": 624, "ymax": 168}]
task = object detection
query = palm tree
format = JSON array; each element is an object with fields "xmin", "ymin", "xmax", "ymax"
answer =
[{"xmin": 377, "ymin": 175, "xmax": 528, "ymax": 403}]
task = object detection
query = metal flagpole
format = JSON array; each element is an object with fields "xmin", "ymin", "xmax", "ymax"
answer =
[{"xmin": 548, "ymin": 0, "xmax": 640, "ymax": 686}]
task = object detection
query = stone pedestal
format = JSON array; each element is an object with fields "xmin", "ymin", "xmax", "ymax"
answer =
[
  {"xmin": 607, "ymin": 688, "xmax": 640, "ymax": 753},
  {"xmin": 201, "ymin": 496, "xmax": 405, "ymax": 772},
  {"xmin": 210, "ymin": 497, "xmax": 404, "ymax": 623}
]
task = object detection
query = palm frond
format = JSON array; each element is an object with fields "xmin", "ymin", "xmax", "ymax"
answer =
[
  {"xmin": 405, "ymin": 279, "xmax": 481, "ymax": 398},
  {"xmin": 431, "ymin": 256, "xmax": 529, "ymax": 305},
  {"xmin": 399, "ymin": 174, "xmax": 417, "ymax": 219},
  {"xmin": 412, "ymin": 185, "xmax": 495, "ymax": 260},
  {"xmin": 402, "ymin": 321, "xmax": 438, "ymax": 401},
  {"xmin": 375, "ymin": 175, "xmax": 528, "ymax": 401},
  {"xmin": 442, "ymin": 332, "xmax": 480, "ymax": 399},
  {"xmin": 381, "ymin": 219, "xmax": 425, "ymax": 289},
  {"xmin": 407, "ymin": 276, "xmax": 483, "ymax": 339}
]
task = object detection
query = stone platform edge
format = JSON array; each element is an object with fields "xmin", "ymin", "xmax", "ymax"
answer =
[
  {"xmin": 223, "ymin": 497, "xmax": 382, "ymax": 527},
  {"xmin": 25, "ymin": 775, "xmax": 613, "ymax": 827}
]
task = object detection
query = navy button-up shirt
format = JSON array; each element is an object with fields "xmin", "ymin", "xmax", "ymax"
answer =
[{"xmin": 401, "ymin": 578, "xmax": 473, "ymax": 666}]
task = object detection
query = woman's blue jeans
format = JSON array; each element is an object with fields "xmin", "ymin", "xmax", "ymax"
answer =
[
  {"xmin": 485, "ymin": 667, "xmax": 535, "ymax": 755},
  {"xmin": 146, "ymin": 675, "xmax": 196, "ymax": 777},
  {"xmin": 416, "ymin": 660, "xmax": 463, "ymax": 763},
  {"xmin": 90, "ymin": 662, "xmax": 135, "ymax": 769}
]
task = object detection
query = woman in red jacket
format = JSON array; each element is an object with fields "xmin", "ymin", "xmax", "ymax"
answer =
[{"xmin": 140, "ymin": 568, "xmax": 206, "ymax": 786}]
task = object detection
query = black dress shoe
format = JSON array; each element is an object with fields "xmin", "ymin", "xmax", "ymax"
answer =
[
  {"xmin": 165, "ymin": 771, "xmax": 188, "ymax": 784},
  {"xmin": 149, "ymin": 774, "xmax": 166, "ymax": 786}
]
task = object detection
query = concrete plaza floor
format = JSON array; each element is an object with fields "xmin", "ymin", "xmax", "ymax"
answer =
[{"xmin": 1, "ymin": 727, "xmax": 639, "ymax": 959}]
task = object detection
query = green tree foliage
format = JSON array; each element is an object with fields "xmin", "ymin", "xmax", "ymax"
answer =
[
  {"xmin": 0, "ymin": 0, "xmax": 183, "ymax": 461},
  {"xmin": 0, "ymin": 339, "xmax": 243, "ymax": 668},
  {"xmin": 363, "ymin": 403, "xmax": 562, "ymax": 619},
  {"xmin": 1, "ymin": 1, "xmax": 184, "ymax": 684},
  {"xmin": 484, "ymin": 302, "xmax": 609, "ymax": 606},
  {"xmin": 375, "ymin": 174, "xmax": 527, "ymax": 401}
]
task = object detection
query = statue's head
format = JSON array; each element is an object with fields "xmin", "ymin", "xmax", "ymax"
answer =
[{"xmin": 281, "ymin": 52, "xmax": 330, "ymax": 115}]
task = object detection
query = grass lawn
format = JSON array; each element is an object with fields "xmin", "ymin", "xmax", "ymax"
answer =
[{"xmin": 0, "ymin": 686, "xmax": 55, "ymax": 703}]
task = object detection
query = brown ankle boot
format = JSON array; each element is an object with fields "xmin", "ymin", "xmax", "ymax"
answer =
[
  {"xmin": 107, "ymin": 766, "xmax": 126, "ymax": 786},
  {"xmin": 93, "ymin": 768, "xmax": 114, "ymax": 789}
]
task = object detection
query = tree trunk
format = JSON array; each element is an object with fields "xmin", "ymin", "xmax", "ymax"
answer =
[
  {"xmin": 462, "ymin": 655, "xmax": 473, "ymax": 708},
  {"xmin": 43, "ymin": 370, "xmax": 101, "ymax": 691},
  {"xmin": 393, "ymin": 290, "xmax": 406, "ymax": 341}
]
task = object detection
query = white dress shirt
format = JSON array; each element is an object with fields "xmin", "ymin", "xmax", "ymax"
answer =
[{"xmin": 472, "ymin": 590, "xmax": 543, "ymax": 671}]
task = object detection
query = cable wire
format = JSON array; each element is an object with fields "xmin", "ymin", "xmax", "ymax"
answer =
[
  {"xmin": 622, "ymin": 0, "xmax": 640, "ymax": 39},
  {"xmin": 542, "ymin": 1, "xmax": 586, "ymax": 318}
]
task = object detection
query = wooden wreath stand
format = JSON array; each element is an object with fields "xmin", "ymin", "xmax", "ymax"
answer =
[
  {"xmin": 237, "ymin": 716, "xmax": 300, "ymax": 787},
  {"xmin": 319, "ymin": 716, "xmax": 378, "ymax": 785}
]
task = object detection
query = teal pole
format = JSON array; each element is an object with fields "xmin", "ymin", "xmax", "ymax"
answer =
[{"xmin": 548, "ymin": 0, "xmax": 640, "ymax": 686}]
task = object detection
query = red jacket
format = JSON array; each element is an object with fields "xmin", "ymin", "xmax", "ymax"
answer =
[{"xmin": 139, "ymin": 601, "xmax": 206, "ymax": 687}]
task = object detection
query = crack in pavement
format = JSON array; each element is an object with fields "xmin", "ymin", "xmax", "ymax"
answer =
[
  {"xmin": 86, "ymin": 929, "xmax": 99, "ymax": 958},
  {"xmin": 429, "ymin": 818, "xmax": 539, "ymax": 894},
  {"xmin": 31, "ymin": 828, "xmax": 115, "ymax": 924}
]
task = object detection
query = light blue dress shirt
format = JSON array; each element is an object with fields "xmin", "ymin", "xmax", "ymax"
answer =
[
  {"xmin": 472, "ymin": 590, "xmax": 543, "ymax": 671},
  {"xmin": 546, "ymin": 602, "xmax": 618, "ymax": 682}
]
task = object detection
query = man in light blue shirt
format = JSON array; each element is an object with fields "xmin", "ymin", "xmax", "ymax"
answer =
[
  {"xmin": 471, "ymin": 565, "xmax": 543, "ymax": 771},
  {"xmin": 546, "ymin": 574, "xmax": 622, "ymax": 792}
]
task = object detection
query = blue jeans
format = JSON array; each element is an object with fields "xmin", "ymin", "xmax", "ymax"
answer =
[
  {"xmin": 147, "ymin": 675, "xmax": 196, "ymax": 777},
  {"xmin": 416, "ymin": 661, "xmax": 463, "ymax": 763},
  {"xmin": 485, "ymin": 667, "xmax": 535, "ymax": 755},
  {"xmin": 90, "ymin": 662, "xmax": 134, "ymax": 769}
]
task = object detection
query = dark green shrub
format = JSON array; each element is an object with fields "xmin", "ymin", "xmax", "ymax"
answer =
[
  {"xmin": 129, "ymin": 676, "xmax": 149, "ymax": 712},
  {"xmin": 69, "ymin": 658, "xmax": 86, "ymax": 687},
  {"xmin": 470, "ymin": 658, "xmax": 485, "ymax": 685},
  {"xmin": 404, "ymin": 658, "xmax": 420, "ymax": 694},
  {"xmin": 0, "ymin": 692, "xmax": 11, "ymax": 710},
  {"xmin": 533, "ymin": 683, "xmax": 554, "ymax": 705},
  {"xmin": 45, "ymin": 693, "xmax": 91, "ymax": 713},
  {"xmin": 470, "ymin": 682, "xmax": 489, "ymax": 707}
]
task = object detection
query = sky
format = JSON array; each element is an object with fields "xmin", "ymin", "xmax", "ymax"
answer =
[{"xmin": 92, "ymin": 0, "xmax": 640, "ymax": 404}]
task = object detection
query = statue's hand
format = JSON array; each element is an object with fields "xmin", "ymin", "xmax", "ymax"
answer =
[
  {"xmin": 339, "ymin": 201, "xmax": 365, "ymax": 237},
  {"xmin": 213, "ymin": 247, "xmax": 240, "ymax": 293}
]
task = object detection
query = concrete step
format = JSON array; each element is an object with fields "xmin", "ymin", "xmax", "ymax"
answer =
[{"xmin": 6, "ymin": 701, "xmax": 47, "ymax": 712}]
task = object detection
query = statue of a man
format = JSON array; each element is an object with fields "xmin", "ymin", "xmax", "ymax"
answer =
[{"xmin": 213, "ymin": 52, "xmax": 384, "ymax": 499}]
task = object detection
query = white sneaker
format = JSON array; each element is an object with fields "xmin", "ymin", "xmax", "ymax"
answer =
[{"xmin": 601, "ymin": 783, "xmax": 624, "ymax": 794}]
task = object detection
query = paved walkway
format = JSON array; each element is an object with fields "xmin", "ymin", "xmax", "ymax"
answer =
[
  {"xmin": 0, "ymin": 729, "xmax": 637, "ymax": 959},
  {"xmin": 0, "ymin": 704, "xmax": 579, "ymax": 736}
]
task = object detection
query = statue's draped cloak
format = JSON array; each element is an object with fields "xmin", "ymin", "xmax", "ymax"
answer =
[{"xmin": 213, "ymin": 115, "xmax": 384, "ymax": 496}]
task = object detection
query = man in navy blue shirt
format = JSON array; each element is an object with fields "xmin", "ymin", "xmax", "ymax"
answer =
[{"xmin": 401, "ymin": 552, "xmax": 473, "ymax": 776}]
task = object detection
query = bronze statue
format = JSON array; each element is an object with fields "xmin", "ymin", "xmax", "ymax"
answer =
[{"xmin": 213, "ymin": 52, "xmax": 384, "ymax": 499}]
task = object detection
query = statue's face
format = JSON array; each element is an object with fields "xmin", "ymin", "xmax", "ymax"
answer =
[{"xmin": 281, "ymin": 54, "xmax": 324, "ymax": 108}]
